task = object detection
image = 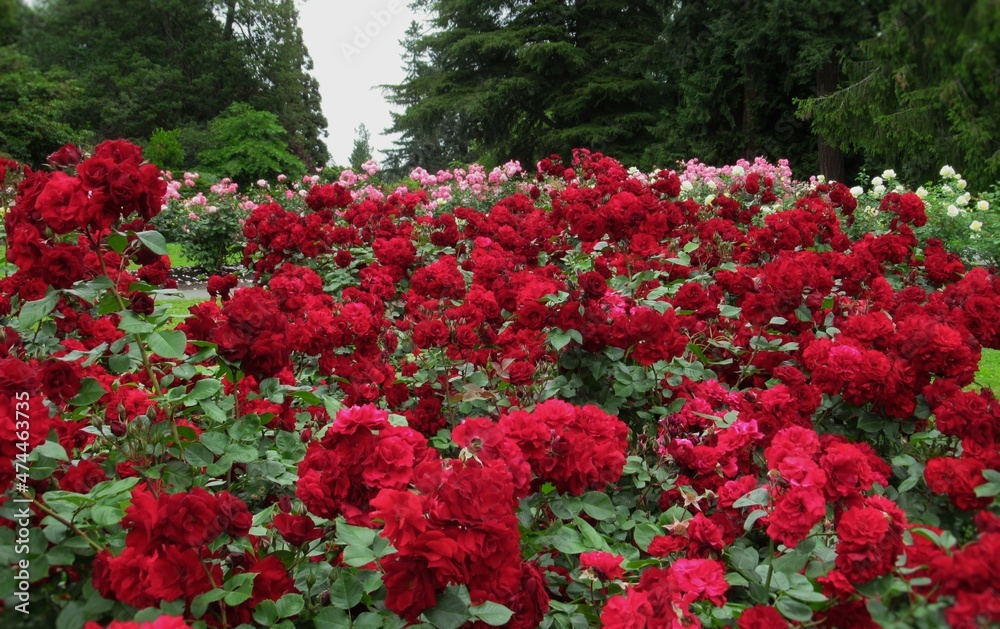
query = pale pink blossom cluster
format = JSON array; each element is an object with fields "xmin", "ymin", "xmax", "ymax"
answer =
[
  {"xmin": 677, "ymin": 157, "xmax": 795, "ymax": 187},
  {"xmin": 210, "ymin": 178, "xmax": 239, "ymax": 195}
]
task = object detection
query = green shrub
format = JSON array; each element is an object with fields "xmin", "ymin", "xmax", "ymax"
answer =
[{"xmin": 197, "ymin": 103, "xmax": 305, "ymax": 186}]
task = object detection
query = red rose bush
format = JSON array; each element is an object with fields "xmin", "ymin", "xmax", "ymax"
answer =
[{"xmin": 0, "ymin": 144, "xmax": 998, "ymax": 628}]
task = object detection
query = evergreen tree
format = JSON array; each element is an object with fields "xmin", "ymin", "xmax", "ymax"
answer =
[
  {"xmin": 799, "ymin": 0, "xmax": 1000, "ymax": 188},
  {"xmin": 19, "ymin": 0, "xmax": 251, "ymax": 143},
  {"xmin": 384, "ymin": 0, "xmax": 666, "ymax": 171},
  {"xmin": 349, "ymin": 124, "xmax": 374, "ymax": 171},
  {"xmin": 225, "ymin": 0, "xmax": 330, "ymax": 168},
  {"xmin": 645, "ymin": 0, "xmax": 885, "ymax": 180}
]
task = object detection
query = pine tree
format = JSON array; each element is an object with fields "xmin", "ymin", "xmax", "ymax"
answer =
[
  {"xmin": 799, "ymin": 0, "xmax": 1000, "ymax": 188},
  {"xmin": 349, "ymin": 124, "xmax": 374, "ymax": 171},
  {"xmin": 384, "ymin": 0, "xmax": 666, "ymax": 170}
]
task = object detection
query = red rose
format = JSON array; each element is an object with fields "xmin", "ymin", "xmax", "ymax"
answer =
[
  {"xmin": 77, "ymin": 157, "xmax": 116, "ymax": 191},
  {"xmin": 765, "ymin": 487, "xmax": 826, "ymax": 547},
  {"xmin": 579, "ymin": 551, "xmax": 625, "ymax": 581},
  {"xmin": 59, "ymin": 459, "xmax": 107, "ymax": 493},
  {"xmin": 738, "ymin": 605, "xmax": 789, "ymax": 629},
  {"xmin": 383, "ymin": 554, "xmax": 439, "ymax": 622},
  {"xmin": 216, "ymin": 490, "xmax": 252, "ymax": 537},
  {"xmin": 93, "ymin": 138, "xmax": 144, "ymax": 167},
  {"xmin": 129, "ymin": 292, "xmax": 155, "ymax": 316},
  {"xmin": 273, "ymin": 512, "xmax": 323, "ymax": 547},
  {"xmin": 160, "ymin": 487, "xmax": 223, "ymax": 547},
  {"xmin": 40, "ymin": 359, "xmax": 82, "ymax": 405},
  {"xmin": 39, "ymin": 244, "xmax": 87, "ymax": 289},
  {"xmin": 36, "ymin": 171, "xmax": 88, "ymax": 233},
  {"xmin": 47, "ymin": 143, "xmax": 83, "ymax": 167}
]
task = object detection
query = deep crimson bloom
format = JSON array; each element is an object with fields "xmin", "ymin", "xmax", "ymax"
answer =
[
  {"xmin": 738, "ymin": 605, "xmax": 789, "ymax": 629},
  {"xmin": 160, "ymin": 487, "xmax": 224, "ymax": 547},
  {"xmin": 59, "ymin": 459, "xmax": 107, "ymax": 493},
  {"xmin": 273, "ymin": 512, "xmax": 323, "ymax": 547}
]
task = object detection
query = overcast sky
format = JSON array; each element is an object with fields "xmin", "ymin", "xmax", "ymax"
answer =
[{"xmin": 297, "ymin": 0, "xmax": 428, "ymax": 166}]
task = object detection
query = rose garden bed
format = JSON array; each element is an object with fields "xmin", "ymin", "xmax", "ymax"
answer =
[{"xmin": 0, "ymin": 143, "xmax": 998, "ymax": 628}]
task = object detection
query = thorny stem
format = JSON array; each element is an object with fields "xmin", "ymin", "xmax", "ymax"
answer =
[
  {"xmin": 90, "ymin": 232, "xmax": 164, "ymax": 398},
  {"xmin": 27, "ymin": 494, "xmax": 104, "ymax": 553}
]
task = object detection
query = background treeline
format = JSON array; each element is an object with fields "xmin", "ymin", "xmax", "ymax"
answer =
[
  {"xmin": 0, "ymin": 0, "xmax": 326, "ymax": 183},
  {"xmin": 384, "ymin": 0, "xmax": 1000, "ymax": 188}
]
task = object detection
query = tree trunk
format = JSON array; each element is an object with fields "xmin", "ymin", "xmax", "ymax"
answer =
[
  {"xmin": 817, "ymin": 58, "xmax": 845, "ymax": 182},
  {"xmin": 224, "ymin": 0, "xmax": 237, "ymax": 40}
]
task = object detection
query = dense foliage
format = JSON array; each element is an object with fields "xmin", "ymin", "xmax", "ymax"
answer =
[
  {"xmin": 799, "ymin": 0, "xmax": 1000, "ymax": 190},
  {"xmin": 2, "ymin": 0, "xmax": 328, "ymax": 171},
  {"xmin": 1, "ymin": 142, "xmax": 999, "ymax": 628}
]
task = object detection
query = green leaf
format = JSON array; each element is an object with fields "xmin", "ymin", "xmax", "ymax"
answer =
[
  {"xmin": 118, "ymin": 311, "xmax": 156, "ymax": 334},
  {"xmin": 188, "ymin": 378, "xmax": 223, "ymax": 401},
  {"xmin": 136, "ymin": 230, "xmax": 168, "ymax": 255},
  {"xmin": 226, "ymin": 443, "xmax": 259, "ymax": 464},
  {"xmin": 336, "ymin": 521, "xmax": 379, "ymax": 548},
  {"xmin": 18, "ymin": 291, "xmax": 59, "ymax": 328},
  {"xmin": 744, "ymin": 509, "xmax": 768, "ymax": 532},
  {"xmin": 785, "ymin": 588, "xmax": 828, "ymax": 603},
  {"xmin": 424, "ymin": 588, "xmax": 472, "ymax": 629},
  {"xmin": 107, "ymin": 232, "xmax": 129, "ymax": 254},
  {"xmin": 470, "ymin": 601, "xmax": 515, "ymax": 626},
  {"xmin": 192, "ymin": 588, "xmax": 227, "ymax": 619},
  {"xmin": 147, "ymin": 330, "xmax": 187, "ymax": 359},
  {"xmin": 580, "ymin": 492, "xmax": 615, "ymax": 520},
  {"xmin": 329, "ymin": 572, "xmax": 364, "ymax": 609},
  {"xmin": 733, "ymin": 488, "xmax": 770, "ymax": 509},
  {"xmin": 91, "ymin": 505, "xmax": 124, "ymax": 527},
  {"xmin": 200, "ymin": 432, "xmax": 230, "ymax": 456},
  {"xmin": 253, "ymin": 599, "xmax": 279, "ymax": 626},
  {"xmin": 183, "ymin": 444, "xmax": 216, "ymax": 468},
  {"xmin": 544, "ymin": 525, "xmax": 588, "ymax": 554},
  {"xmin": 275, "ymin": 593, "xmax": 305, "ymax": 618},
  {"xmin": 776, "ymin": 597, "xmax": 814, "ymax": 622},
  {"xmin": 33, "ymin": 440, "xmax": 68, "ymax": 461}
]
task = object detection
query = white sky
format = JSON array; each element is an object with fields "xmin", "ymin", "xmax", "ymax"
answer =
[{"xmin": 297, "ymin": 0, "xmax": 428, "ymax": 166}]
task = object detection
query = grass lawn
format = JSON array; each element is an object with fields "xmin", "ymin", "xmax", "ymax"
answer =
[
  {"xmin": 976, "ymin": 348, "xmax": 1000, "ymax": 393},
  {"xmin": 166, "ymin": 242, "xmax": 198, "ymax": 268}
]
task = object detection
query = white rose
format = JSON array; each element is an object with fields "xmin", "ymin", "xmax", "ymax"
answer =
[
  {"xmin": 850, "ymin": 186, "xmax": 864, "ymax": 197},
  {"xmin": 816, "ymin": 174, "xmax": 826, "ymax": 183},
  {"xmin": 681, "ymin": 180, "xmax": 694, "ymax": 192},
  {"xmin": 958, "ymin": 179, "xmax": 968, "ymax": 190},
  {"xmin": 881, "ymin": 169, "xmax": 897, "ymax": 180},
  {"xmin": 947, "ymin": 205, "xmax": 961, "ymax": 217},
  {"xmin": 978, "ymin": 200, "xmax": 991, "ymax": 211},
  {"xmin": 940, "ymin": 165, "xmax": 956, "ymax": 178},
  {"xmin": 871, "ymin": 176, "xmax": 884, "ymax": 187},
  {"xmin": 942, "ymin": 185, "xmax": 953, "ymax": 194},
  {"xmin": 916, "ymin": 186, "xmax": 928, "ymax": 198},
  {"xmin": 970, "ymin": 220, "xmax": 983, "ymax": 232},
  {"xmin": 957, "ymin": 193, "xmax": 971, "ymax": 206},
  {"xmin": 731, "ymin": 165, "xmax": 745, "ymax": 177},
  {"xmin": 873, "ymin": 184, "xmax": 886, "ymax": 196},
  {"xmin": 704, "ymin": 195, "xmax": 716, "ymax": 205}
]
